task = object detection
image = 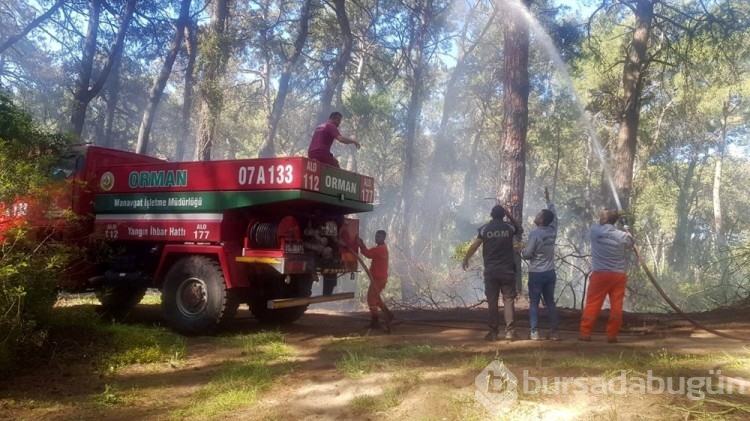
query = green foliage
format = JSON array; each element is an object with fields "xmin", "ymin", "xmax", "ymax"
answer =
[
  {"xmin": 329, "ymin": 338, "xmax": 463, "ymax": 377},
  {"xmin": 349, "ymin": 371, "xmax": 421, "ymax": 415},
  {"xmin": 452, "ymin": 240, "xmax": 473, "ymax": 262},
  {"xmin": 0, "ymin": 238, "xmax": 74, "ymax": 370},
  {"xmin": 0, "ymin": 303, "xmax": 186, "ymax": 378},
  {"xmin": 93, "ymin": 384, "xmax": 128, "ymax": 406},
  {"xmin": 0, "ymin": 91, "xmax": 73, "ymax": 201},
  {"xmin": 173, "ymin": 330, "xmax": 293, "ymax": 419},
  {"xmin": 0, "ymin": 91, "xmax": 76, "ymax": 371},
  {"xmin": 100, "ymin": 324, "xmax": 186, "ymax": 371},
  {"xmin": 227, "ymin": 330, "xmax": 294, "ymax": 360}
]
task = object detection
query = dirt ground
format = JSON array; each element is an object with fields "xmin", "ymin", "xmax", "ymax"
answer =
[{"xmin": 1, "ymin": 300, "xmax": 750, "ymax": 420}]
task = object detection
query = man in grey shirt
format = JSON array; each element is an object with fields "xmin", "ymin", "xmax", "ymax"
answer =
[
  {"xmin": 579, "ymin": 209, "xmax": 634, "ymax": 343},
  {"xmin": 521, "ymin": 187, "xmax": 560, "ymax": 340}
]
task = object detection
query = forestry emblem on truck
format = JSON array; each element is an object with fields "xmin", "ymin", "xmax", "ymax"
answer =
[{"xmin": 100, "ymin": 172, "xmax": 114, "ymax": 191}]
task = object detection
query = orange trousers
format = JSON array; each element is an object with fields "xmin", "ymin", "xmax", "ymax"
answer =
[
  {"xmin": 580, "ymin": 271, "xmax": 628, "ymax": 338},
  {"xmin": 367, "ymin": 278, "xmax": 387, "ymax": 317}
]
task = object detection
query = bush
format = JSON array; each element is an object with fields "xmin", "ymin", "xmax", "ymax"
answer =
[
  {"xmin": 0, "ymin": 88, "xmax": 76, "ymax": 370},
  {"xmin": 0, "ymin": 229, "xmax": 74, "ymax": 367}
]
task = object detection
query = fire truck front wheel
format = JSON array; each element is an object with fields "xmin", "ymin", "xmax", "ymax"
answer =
[{"xmin": 162, "ymin": 256, "xmax": 239, "ymax": 335}]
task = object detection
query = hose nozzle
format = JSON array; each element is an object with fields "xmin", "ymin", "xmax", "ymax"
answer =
[{"xmin": 617, "ymin": 210, "xmax": 631, "ymax": 231}]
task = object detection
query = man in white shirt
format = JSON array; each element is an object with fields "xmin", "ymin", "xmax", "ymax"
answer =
[{"xmin": 520, "ymin": 187, "xmax": 559, "ymax": 341}]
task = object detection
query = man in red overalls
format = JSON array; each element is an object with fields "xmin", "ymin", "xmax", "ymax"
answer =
[
  {"xmin": 358, "ymin": 230, "xmax": 393, "ymax": 330},
  {"xmin": 307, "ymin": 112, "xmax": 360, "ymax": 168}
]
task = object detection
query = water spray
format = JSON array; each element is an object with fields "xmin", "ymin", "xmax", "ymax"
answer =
[
  {"xmin": 501, "ymin": 0, "xmax": 744, "ymax": 341},
  {"xmin": 513, "ymin": 0, "xmax": 748, "ymax": 341}
]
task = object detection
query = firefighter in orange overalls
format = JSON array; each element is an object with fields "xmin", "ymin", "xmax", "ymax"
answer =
[
  {"xmin": 579, "ymin": 209, "xmax": 634, "ymax": 343},
  {"xmin": 358, "ymin": 230, "xmax": 393, "ymax": 330}
]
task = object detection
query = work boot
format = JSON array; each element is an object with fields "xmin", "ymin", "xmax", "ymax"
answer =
[
  {"xmin": 547, "ymin": 332, "xmax": 561, "ymax": 341},
  {"xmin": 381, "ymin": 308, "xmax": 392, "ymax": 333},
  {"xmin": 484, "ymin": 331, "xmax": 499, "ymax": 341},
  {"xmin": 505, "ymin": 331, "xmax": 519, "ymax": 341},
  {"xmin": 384, "ymin": 308, "xmax": 394, "ymax": 322},
  {"xmin": 368, "ymin": 317, "xmax": 380, "ymax": 329},
  {"xmin": 578, "ymin": 335, "xmax": 592, "ymax": 342},
  {"xmin": 607, "ymin": 337, "xmax": 618, "ymax": 344}
]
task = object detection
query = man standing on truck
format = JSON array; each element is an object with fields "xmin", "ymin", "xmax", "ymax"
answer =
[
  {"xmin": 358, "ymin": 230, "xmax": 393, "ymax": 331},
  {"xmin": 308, "ymin": 112, "xmax": 360, "ymax": 168}
]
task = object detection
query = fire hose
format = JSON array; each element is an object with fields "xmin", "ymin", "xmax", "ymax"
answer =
[{"xmin": 626, "ymin": 225, "xmax": 749, "ymax": 342}]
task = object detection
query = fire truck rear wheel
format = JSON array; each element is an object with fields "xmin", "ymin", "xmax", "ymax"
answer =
[
  {"xmin": 97, "ymin": 285, "xmax": 147, "ymax": 321},
  {"xmin": 162, "ymin": 256, "xmax": 239, "ymax": 335}
]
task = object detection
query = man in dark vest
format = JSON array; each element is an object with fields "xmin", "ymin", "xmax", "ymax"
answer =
[{"xmin": 462, "ymin": 205, "xmax": 523, "ymax": 341}]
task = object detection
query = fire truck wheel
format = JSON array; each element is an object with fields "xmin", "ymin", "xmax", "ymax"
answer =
[
  {"xmin": 162, "ymin": 256, "xmax": 239, "ymax": 335},
  {"xmin": 97, "ymin": 286, "xmax": 147, "ymax": 321},
  {"xmin": 251, "ymin": 273, "xmax": 314, "ymax": 324}
]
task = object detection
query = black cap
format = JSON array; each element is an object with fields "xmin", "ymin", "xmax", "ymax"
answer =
[{"xmin": 491, "ymin": 205, "xmax": 505, "ymax": 219}]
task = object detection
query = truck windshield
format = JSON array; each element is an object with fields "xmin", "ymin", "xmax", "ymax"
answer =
[{"xmin": 50, "ymin": 153, "xmax": 83, "ymax": 179}]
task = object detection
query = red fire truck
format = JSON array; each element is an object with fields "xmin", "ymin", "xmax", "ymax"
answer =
[{"xmin": 3, "ymin": 146, "xmax": 374, "ymax": 335}]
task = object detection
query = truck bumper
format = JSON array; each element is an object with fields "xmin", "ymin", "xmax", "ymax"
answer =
[{"xmin": 235, "ymin": 255, "xmax": 308, "ymax": 274}]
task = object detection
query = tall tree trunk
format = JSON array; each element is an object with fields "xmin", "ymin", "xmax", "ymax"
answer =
[
  {"xmin": 316, "ymin": 0, "xmax": 352, "ymax": 124},
  {"xmin": 176, "ymin": 22, "xmax": 197, "ymax": 162},
  {"xmin": 498, "ymin": 0, "xmax": 530, "ymax": 292},
  {"xmin": 458, "ymin": 129, "xmax": 484, "ymax": 238},
  {"xmin": 92, "ymin": 104, "xmax": 106, "ymax": 148},
  {"xmin": 136, "ymin": 0, "xmax": 192, "ymax": 155},
  {"xmin": 498, "ymin": 0, "xmax": 529, "ymax": 222},
  {"xmin": 70, "ymin": 0, "xmax": 136, "ymax": 138},
  {"xmin": 672, "ymin": 159, "xmax": 697, "ymax": 267},
  {"xmin": 101, "ymin": 53, "xmax": 122, "ymax": 148},
  {"xmin": 0, "ymin": 0, "xmax": 64, "ymax": 55},
  {"xmin": 70, "ymin": 0, "xmax": 101, "ymax": 138},
  {"xmin": 713, "ymin": 99, "xmax": 729, "ymax": 250},
  {"xmin": 614, "ymin": 0, "xmax": 653, "ymax": 209},
  {"xmin": 258, "ymin": 0, "xmax": 311, "ymax": 158},
  {"xmin": 195, "ymin": 0, "xmax": 232, "ymax": 161},
  {"xmin": 399, "ymin": 74, "xmax": 422, "ymax": 251},
  {"xmin": 256, "ymin": 1, "xmax": 274, "ymax": 158},
  {"xmin": 671, "ymin": 152, "xmax": 708, "ymax": 268}
]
